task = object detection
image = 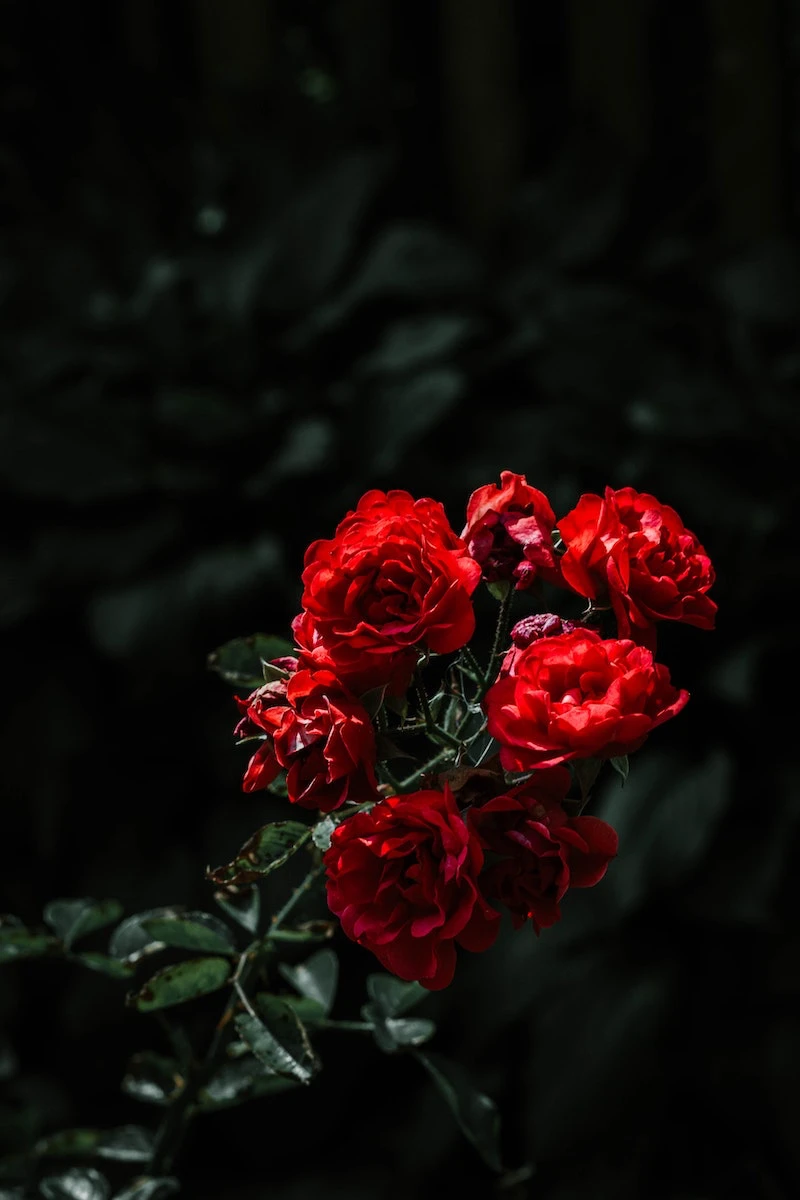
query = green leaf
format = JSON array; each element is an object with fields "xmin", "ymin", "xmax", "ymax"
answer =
[
  {"xmin": 207, "ymin": 822, "xmax": 310, "ymax": 886},
  {"xmin": 266, "ymin": 920, "xmax": 335, "ymax": 945},
  {"xmin": 199, "ymin": 1056, "xmax": 298, "ymax": 1110},
  {"xmin": 366, "ymin": 974, "xmax": 428, "ymax": 1018},
  {"xmin": 140, "ymin": 913, "xmax": 235, "ymax": 955},
  {"xmin": 112, "ymin": 1179, "xmax": 180, "ymax": 1200},
  {"xmin": 486, "ymin": 580, "xmax": 511, "ymax": 602},
  {"xmin": 44, "ymin": 899, "xmax": 123, "ymax": 951},
  {"xmin": 610, "ymin": 755, "xmax": 629, "ymax": 784},
  {"xmin": 213, "ymin": 886, "xmax": 260, "ymax": 935},
  {"xmin": 35, "ymin": 1129, "xmax": 101, "ymax": 1158},
  {"xmin": 278, "ymin": 949, "xmax": 338, "ymax": 1014},
  {"xmin": 572, "ymin": 756, "xmax": 603, "ymax": 802},
  {"xmin": 122, "ymin": 1053, "xmax": 183, "ymax": 1107},
  {"xmin": 0, "ymin": 928, "xmax": 59, "ymax": 964},
  {"xmin": 235, "ymin": 1000, "xmax": 319, "ymax": 1085},
  {"xmin": 39, "ymin": 1168, "xmax": 110, "ymax": 1200},
  {"xmin": 207, "ymin": 634, "xmax": 294, "ymax": 689},
  {"xmin": 109, "ymin": 909, "xmax": 183, "ymax": 963},
  {"xmin": 71, "ymin": 953, "xmax": 135, "ymax": 980},
  {"xmin": 311, "ymin": 816, "xmax": 335, "ymax": 852},
  {"xmin": 128, "ymin": 957, "xmax": 230, "ymax": 1013},
  {"xmin": 415, "ymin": 1051, "xmax": 503, "ymax": 1173},
  {"xmin": 95, "ymin": 1127, "xmax": 153, "ymax": 1165},
  {"xmin": 359, "ymin": 686, "xmax": 386, "ymax": 719},
  {"xmin": 367, "ymin": 1012, "xmax": 436, "ymax": 1054},
  {"xmin": 280, "ymin": 995, "xmax": 327, "ymax": 1026}
]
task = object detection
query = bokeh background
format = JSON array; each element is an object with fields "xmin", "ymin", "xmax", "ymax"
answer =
[{"xmin": 1, "ymin": 2, "xmax": 799, "ymax": 1197}]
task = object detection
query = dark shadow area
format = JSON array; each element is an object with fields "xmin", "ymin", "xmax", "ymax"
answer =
[{"xmin": 1, "ymin": 2, "xmax": 798, "ymax": 1197}]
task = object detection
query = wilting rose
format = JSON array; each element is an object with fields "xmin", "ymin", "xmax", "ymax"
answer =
[
  {"xmin": 295, "ymin": 490, "xmax": 481, "ymax": 696},
  {"xmin": 485, "ymin": 628, "xmax": 688, "ymax": 770},
  {"xmin": 324, "ymin": 785, "xmax": 499, "ymax": 990},
  {"xmin": 462, "ymin": 471, "xmax": 557, "ymax": 590},
  {"xmin": 558, "ymin": 486, "xmax": 716, "ymax": 645},
  {"xmin": 467, "ymin": 767, "xmax": 618, "ymax": 932},
  {"xmin": 233, "ymin": 659, "xmax": 297, "ymax": 792},
  {"xmin": 235, "ymin": 665, "xmax": 379, "ymax": 812},
  {"xmin": 500, "ymin": 613, "xmax": 579, "ymax": 677}
]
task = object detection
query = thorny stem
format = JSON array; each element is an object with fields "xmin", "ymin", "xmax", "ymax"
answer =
[
  {"xmin": 478, "ymin": 592, "xmax": 513, "ymax": 701},
  {"xmin": 151, "ymin": 861, "xmax": 325, "ymax": 1175},
  {"xmin": 414, "ymin": 669, "xmax": 461, "ymax": 750}
]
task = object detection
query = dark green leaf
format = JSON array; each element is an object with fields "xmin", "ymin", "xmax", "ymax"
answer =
[
  {"xmin": 0, "ymin": 1188, "xmax": 25, "ymax": 1198},
  {"xmin": 266, "ymin": 920, "xmax": 335, "ymax": 945},
  {"xmin": 278, "ymin": 949, "xmax": 338, "ymax": 1014},
  {"xmin": 310, "ymin": 817, "xmax": 335, "ymax": 853},
  {"xmin": 109, "ymin": 909, "xmax": 183, "ymax": 963},
  {"xmin": 35, "ymin": 1130, "xmax": 101, "ymax": 1158},
  {"xmin": 122, "ymin": 1053, "xmax": 182, "ymax": 1107},
  {"xmin": 235, "ymin": 1000, "xmax": 319, "ymax": 1084},
  {"xmin": 112, "ymin": 1179, "xmax": 179, "ymax": 1200},
  {"xmin": 71, "ymin": 953, "xmax": 135, "ymax": 980},
  {"xmin": 359, "ymin": 686, "xmax": 386, "ymax": 719},
  {"xmin": 140, "ymin": 913, "xmax": 235, "ymax": 955},
  {"xmin": 366, "ymin": 974, "xmax": 427, "ymax": 1018},
  {"xmin": 610, "ymin": 755, "xmax": 629, "ymax": 784},
  {"xmin": 207, "ymin": 634, "xmax": 294, "ymax": 689},
  {"xmin": 199, "ymin": 1056, "xmax": 297, "ymax": 1110},
  {"xmin": 572, "ymin": 757, "xmax": 603, "ymax": 802},
  {"xmin": 128, "ymin": 958, "xmax": 230, "ymax": 1013},
  {"xmin": 44, "ymin": 899, "xmax": 123, "ymax": 951},
  {"xmin": 486, "ymin": 580, "xmax": 511, "ymax": 602},
  {"xmin": 95, "ymin": 1127, "xmax": 153, "ymax": 1164},
  {"xmin": 415, "ymin": 1051, "xmax": 502, "ymax": 1173},
  {"xmin": 39, "ymin": 1168, "xmax": 111, "ymax": 1200},
  {"xmin": 0, "ymin": 928, "xmax": 59, "ymax": 964},
  {"xmin": 280, "ymin": 995, "xmax": 327, "ymax": 1025},
  {"xmin": 366, "ymin": 1011, "xmax": 436, "ymax": 1053},
  {"xmin": 207, "ymin": 822, "xmax": 310, "ymax": 886},
  {"xmin": 213, "ymin": 886, "xmax": 260, "ymax": 935}
]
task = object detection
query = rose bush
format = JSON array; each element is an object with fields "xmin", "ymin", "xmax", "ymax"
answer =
[
  {"xmin": 467, "ymin": 766, "xmax": 618, "ymax": 931},
  {"xmin": 294, "ymin": 489, "xmax": 480, "ymax": 695},
  {"xmin": 462, "ymin": 470, "xmax": 558, "ymax": 591},
  {"xmin": 485, "ymin": 627, "xmax": 689, "ymax": 770},
  {"xmin": 235, "ymin": 664, "xmax": 380, "ymax": 812},
  {"xmin": 558, "ymin": 486, "xmax": 717, "ymax": 646},
  {"xmin": 323, "ymin": 785, "xmax": 500, "ymax": 990}
]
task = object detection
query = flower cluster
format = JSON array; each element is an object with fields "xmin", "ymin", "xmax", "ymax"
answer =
[{"xmin": 233, "ymin": 475, "xmax": 715, "ymax": 990}]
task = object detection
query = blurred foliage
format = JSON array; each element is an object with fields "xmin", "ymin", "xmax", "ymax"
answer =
[{"xmin": 1, "ymin": 1, "xmax": 799, "ymax": 1198}]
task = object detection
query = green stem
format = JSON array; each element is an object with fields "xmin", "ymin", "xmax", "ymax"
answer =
[
  {"xmin": 414, "ymin": 669, "xmax": 461, "ymax": 749},
  {"xmin": 151, "ymin": 861, "xmax": 325, "ymax": 1175},
  {"xmin": 317, "ymin": 1019, "xmax": 373, "ymax": 1033},
  {"xmin": 399, "ymin": 747, "xmax": 452, "ymax": 790},
  {"xmin": 458, "ymin": 645, "xmax": 486, "ymax": 687},
  {"xmin": 478, "ymin": 592, "xmax": 513, "ymax": 700}
]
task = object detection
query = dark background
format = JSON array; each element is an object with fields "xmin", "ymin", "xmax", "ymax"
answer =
[{"xmin": 1, "ymin": 2, "xmax": 799, "ymax": 1197}]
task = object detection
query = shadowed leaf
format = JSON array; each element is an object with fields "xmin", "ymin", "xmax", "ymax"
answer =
[
  {"xmin": 415, "ymin": 1051, "xmax": 502, "ymax": 1173},
  {"xmin": 207, "ymin": 634, "xmax": 294, "ymax": 689},
  {"xmin": 44, "ymin": 900, "xmax": 124, "ymax": 951},
  {"xmin": 128, "ymin": 958, "xmax": 230, "ymax": 1013},
  {"xmin": 207, "ymin": 822, "xmax": 310, "ymax": 886},
  {"xmin": 140, "ymin": 912, "xmax": 235, "ymax": 955},
  {"xmin": 278, "ymin": 949, "xmax": 338, "ymax": 1014}
]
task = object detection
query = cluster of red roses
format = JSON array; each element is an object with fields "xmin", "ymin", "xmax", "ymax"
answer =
[{"xmin": 234, "ymin": 473, "xmax": 716, "ymax": 990}]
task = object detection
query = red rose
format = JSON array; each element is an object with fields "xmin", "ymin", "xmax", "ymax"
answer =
[
  {"xmin": 296, "ymin": 490, "xmax": 481, "ymax": 695},
  {"xmin": 233, "ymin": 662, "xmax": 296, "ymax": 792},
  {"xmin": 462, "ymin": 470, "xmax": 557, "ymax": 590},
  {"xmin": 324, "ymin": 785, "xmax": 500, "ymax": 990},
  {"xmin": 485, "ymin": 628, "xmax": 689, "ymax": 770},
  {"xmin": 235, "ymin": 666, "xmax": 380, "ymax": 813},
  {"xmin": 558, "ymin": 486, "xmax": 717, "ymax": 645},
  {"xmin": 467, "ymin": 767, "xmax": 618, "ymax": 932}
]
